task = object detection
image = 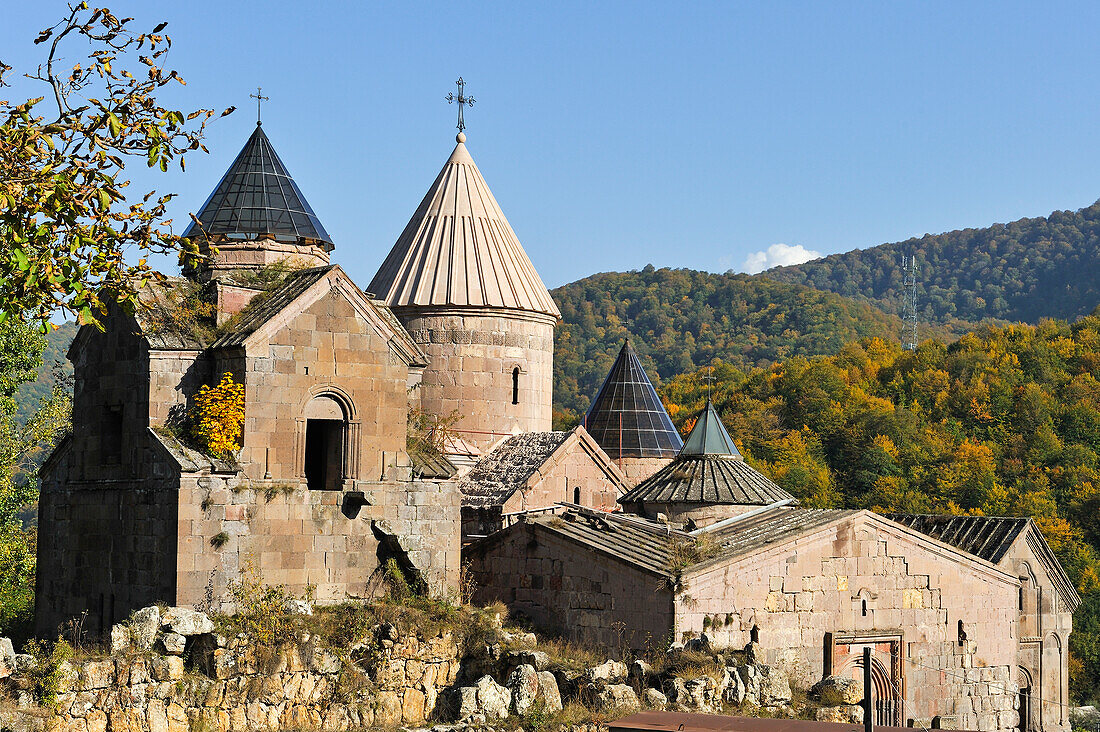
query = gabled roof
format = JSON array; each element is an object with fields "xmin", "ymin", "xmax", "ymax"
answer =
[
  {"xmin": 183, "ymin": 123, "xmax": 332, "ymax": 248},
  {"xmin": 459, "ymin": 427, "xmax": 629, "ymax": 509},
  {"xmin": 619, "ymin": 401, "xmax": 793, "ymax": 507},
  {"xmin": 410, "ymin": 445, "xmax": 458, "ymax": 480},
  {"xmin": 681, "ymin": 401, "xmax": 740, "ymax": 456},
  {"xmin": 886, "ymin": 512, "xmax": 1082, "ymax": 611},
  {"xmin": 210, "ymin": 265, "xmax": 426, "ymax": 366},
  {"xmin": 471, "ymin": 506, "xmax": 853, "ymax": 577},
  {"xmin": 368, "ymin": 135, "xmax": 560, "ymax": 318},
  {"xmin": 884, "ymin": 513, "xmax": 1027, "ymax": 564},
  {"xmin": 584, "ymin": 341, "xmax": 683, "ymax": 459}
]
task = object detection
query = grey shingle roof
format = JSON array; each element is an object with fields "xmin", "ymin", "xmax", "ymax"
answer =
[
  {"xmin": 511, "ymin": 506, "xmax": 854, "ymax": 576},
  {"xmin": 885, "ymin": 513, "xmax": 1028, "ymax": 564},
  {"xmin": 459, "ymin": 432, "xmax": 571, "ymax": 508},
  {"xmin": 619, "ymin": 454, "xmax": 793, "ymax": 507},
  {"xmin": 211, "ymin": 266, "xmax": 335, "ymax": 349},
  {"xmin": 183, "ymin": 124, "xmax": 332, "ymax": 248},
  {"xmin": 584, "ymin": 341, "xmax": 683, "ymax": 459}
]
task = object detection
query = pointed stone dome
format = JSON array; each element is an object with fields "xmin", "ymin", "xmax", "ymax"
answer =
[
  {"xmin": 368, "ymin": 135, "xmax": 560, "ymax": 317},
  {"xmin": 183, "ymin": 124, "xmax": 332, "ymax": 249},
  {"xmin": 584, "ymin": 341, "xmax": 683, "ymax": 459}
]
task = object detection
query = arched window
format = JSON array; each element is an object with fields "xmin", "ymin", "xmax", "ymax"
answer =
[
  {"xmin": 512, "ymin": 367, "xmax": 520, "ymax": 405},
  {"xmin": 303, "ymin": 395, "xmax": 348, "ymax": 491},
  {"xmin": 573, "ymin": 486, "xmax": 581, "ymax": 504}
]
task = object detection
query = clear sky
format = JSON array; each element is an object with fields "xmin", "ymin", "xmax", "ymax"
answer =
[{"xmin": 4, "ymin": 1, "xmax": 1100, "ymax": 289}]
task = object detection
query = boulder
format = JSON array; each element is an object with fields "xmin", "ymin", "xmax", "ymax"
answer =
[
  {"xmin": 684, "ymin": 676, "xmax": 722, "ymax": 713},
  {"xmin": 161, "ymin": 632, "xmax": 187, "ymax": 655},
  {"xmin": 129, "ymin": 605, "xmax": 162, "ymax": 649},
  {"xmin": 816, "ymin": 705, "xmax": 864, "ymax": 724},
  {"xmin": 162, "ymin": 607, "xmax": 214, "ymax": 636},
  {"xmin": 723, "ymin": 666, "xmax": 746, "ymax": 705},
  {"xmin": 596, "ymin": 684, "xmax": 641, "ymax": 713},
  {"xmin": 285, "ymin": 599, "xmax": 313, "ymax": 616},
  {"xmin": 644, "ymin": 688, "xmax": 668, "ymax": 710},
  {"xmin": 150, "ymin": 656, "xmax": 185, "ymax": 682},
  {"xmin": 758, "ymin": 665, "xmax": 792, "ymax": 706},
  {"xmin": 517, "ymin": 650, "xmax": 552, "ymax": 671},
  {"xmin": 737, "ymin": 664, "xmax": 760, "ymax": 705},
  {"xmin": 743, "ymin": 641, "xmax": 763, "ymax": 665},
  {"xmin": 455, "ymin": 686, "xmax": 480, "ymax": 721},
  {"xmin": 587, "ymin": 659, "xmax": 628, "ymax": 684},
  {"xmin": 629, "ymin": 660, "xmax": 653, "ymax": 686},
  {"xmin": 536, "ymin": 671, "xmax": 563, "ymax": 713},
  {"xmin": 109, "ymin": 624, "xmax": 131, "ymax": 654},
  {"xmin": 508, "ymin": 664, "xmax": 540, "ymax": 715},
  {"xmin": 811, "ymin": 676, "xmax": 863, "ymax": 706},
  {"xmin": 474, "ymin": 675, "xmax": 511, "ymax": 719}
]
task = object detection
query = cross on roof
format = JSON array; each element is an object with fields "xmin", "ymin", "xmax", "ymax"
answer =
[
  {"xmin": 446, "ymin": 77, "xmax": 475, "ymax": 133},
  {"xmin": 250, "ymin": 86, "xmax": 269, "ymax": 125},
  {"xmin": 701, "ymin": 369, "xmax": 716, "ymax": 400}
]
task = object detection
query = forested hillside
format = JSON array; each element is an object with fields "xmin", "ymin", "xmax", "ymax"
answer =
[
  {"xmin": 659, "ymin": 315, "xmax": 1100, "ymax": 703},
  {"xmin": 15, "ymin": 322, "xmax": 76, "ymax": 424},
  {"xmin": 549, "ymin": 266, "xmax": 958, "ymax": 424},
  {"xmin": 766, "ymin": 200, "xmax": 1100, "ymax": 325}
]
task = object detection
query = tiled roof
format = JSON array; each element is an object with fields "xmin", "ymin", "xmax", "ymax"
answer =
[
  {"xmin": 513, "ymin": 506, "xmax": 854, "ymax": 576},
  {"xmin": 584, "ymin": 341, "xmax": 683, "ymax": 459},
  {"xmin": 211, "ymin": 266, "xmax": 334, "ymax": 348},
  {"xmin": 183, "ymin": 124, "xmax": 332, "ymax": 248},
  {"xmin": 368, "ymin": 137, "xmax": 560, "ymax": 318},
  {"xmin": 459, "ymin": 431, "xmax": 570, "ymax": 508},
  {"xmin": 619, "ymin": 454, "xmax": 794, "ymax": 506},
  {"xmin": 885, "ymin": 513, "xmax": 1029, "ymax": 564}
]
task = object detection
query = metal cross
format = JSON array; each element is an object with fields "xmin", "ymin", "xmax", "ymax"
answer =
[
  {"xmin": 702, "ymin": 369, "xmax": 716, "ymax": 400},
  {"xmin": 250, "ymin": 86, "xmax": 269, "ymax": 125},
  {"xmin": 446, "ymin": 77, "xmax": 475, "ymax": 133}
]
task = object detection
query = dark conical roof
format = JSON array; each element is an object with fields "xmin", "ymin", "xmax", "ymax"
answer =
[
  {"xmin": 183, "ymin": 124, "xmax": 332, "ymax": 249},
  {"xmin": 583, "ymin": 341, "xmax": 683, "ymax": 459}
]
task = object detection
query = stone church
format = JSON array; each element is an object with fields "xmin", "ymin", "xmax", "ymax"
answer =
[{"xmin": 35, "ymin": 112, "xmax": 1076, "ymax": 732}]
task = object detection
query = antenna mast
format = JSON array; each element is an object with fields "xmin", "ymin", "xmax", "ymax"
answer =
[{"xmin": 901, "ymin": 253, "xmax": 919, "ymax": 351}]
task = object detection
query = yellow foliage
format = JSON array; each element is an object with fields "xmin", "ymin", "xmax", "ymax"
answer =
[{"xmin": 190, "ymin": 372, "xmax": 245, "ymax": 457}]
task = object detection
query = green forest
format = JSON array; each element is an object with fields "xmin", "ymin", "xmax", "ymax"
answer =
[
  {"xmin": 549, "ymin": 266, "xmax": 961, "ymax": 425},
  {"xmin": 658, "ymin": 315, "xmax": 1100, "ymax": 702},
  {"xmin": 767, "ymin": 200, "xmax": 1100, "ymax": 325}
]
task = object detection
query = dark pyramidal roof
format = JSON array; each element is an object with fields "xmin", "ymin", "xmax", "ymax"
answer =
[
  {"xmin": 584, "ymin": 341, "xmax": 683, "ymax": 459},
  {"xmin": 619, "ymin": 401, "xmax": 794, "ymax": 507},
  {"xmin": 183, "ymin": 123, "xmax": 332, "ymax": 248}
]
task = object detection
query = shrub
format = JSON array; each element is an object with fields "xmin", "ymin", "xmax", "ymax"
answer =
[{"xmin": 190, "ymin": 372, "xmax": 245, "ymax": 457}]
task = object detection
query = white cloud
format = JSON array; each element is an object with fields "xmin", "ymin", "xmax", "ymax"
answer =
[{"xmin": 741, "ymin": 243, "xmax": 822, "ymax": 274}]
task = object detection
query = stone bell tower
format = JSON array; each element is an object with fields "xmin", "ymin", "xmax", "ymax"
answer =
[{"xmin": 368, "ymin": 131, "xmax": 560, "ymax": 450}]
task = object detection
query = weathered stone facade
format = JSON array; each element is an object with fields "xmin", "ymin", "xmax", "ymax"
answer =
[
  {"xmin": 466, "ymin": 508, "xmax": 1077, "ymax": 732},
  {"xmin": 36, "ymin": 267, "xmax": 461, "ymax": 637},
  {"xmin": 397, "ymin": 308, "xmax": 556, "ymax": 451}
]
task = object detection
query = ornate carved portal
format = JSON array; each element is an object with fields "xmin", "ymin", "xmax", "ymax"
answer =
[{"xmin": 829, "ymin": 633, "xmax": 903, "ymax": 727}]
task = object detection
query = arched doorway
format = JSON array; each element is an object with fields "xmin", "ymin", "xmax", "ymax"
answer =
[
  {"xmin": 1017, "ymin": 666, "xmax": 1034, "ymax": 732},
  {"xmin": 834, "ymin": 639, "xmax": 901, "ymax": 727},
  {"xmin": 303, "ymin": 394, "xmax": 348, "ymax": 491}
]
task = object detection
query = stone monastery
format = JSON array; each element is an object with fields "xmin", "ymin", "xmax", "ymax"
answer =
[{"xmin": 36, "ymin": 120, "xmax": 1077, "ymax": 732}]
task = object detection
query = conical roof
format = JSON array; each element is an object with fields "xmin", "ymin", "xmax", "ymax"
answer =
[
  {"xmin": 681, "ymin": 400, "xmax": 741, "ymax": 457},
  {"xmin": 183, "ymin": 123, "xmax": 332, "ymax": 248},
  {"xmin": 368, "ymin": 135, "xmax": 560, "ymax": 317},
  {"xmin": 584, "ymin": 341, "xmax": 683, "ymax": 459},
  {"xmin": 618, "ymin": 400, "xmax": 794, "ymax": 507}
]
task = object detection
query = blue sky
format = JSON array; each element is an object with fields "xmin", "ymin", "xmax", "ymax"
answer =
[{"xmin": 4, "ymin": 1, "xmax": 1100, "ymax": 288}]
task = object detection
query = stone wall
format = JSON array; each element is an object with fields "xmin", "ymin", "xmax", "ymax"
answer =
[
  {"xmin": 175, "ymin": 468, "xmax": 462, "ymax": 611},
  {"xmin": 465, "ymin": 523, "xmax": 675, "ymax": 650},
  {"xmin": 396, "ymin": 307, "xmax": 555, "ymax": 451},
  {"xmin": 678, "ymin": 513, "xmax": 1022, "ymax": 731}
]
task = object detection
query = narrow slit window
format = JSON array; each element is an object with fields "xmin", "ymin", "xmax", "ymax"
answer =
[
  {"xmin": 512, "ymin": 367, "xmax": 520, "ymax": 405},
  {"xmin": 573, "ymin": 486, "xmax": 581, "ymax": 504},
  {"xmin": 861, "ymin": 598, "xmax": 868, "ymax": 617}
]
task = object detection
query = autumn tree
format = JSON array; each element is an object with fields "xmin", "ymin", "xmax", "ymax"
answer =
[{"xmin": 0, "ymin": 3, "xmax": 231, "ymax": 326}]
